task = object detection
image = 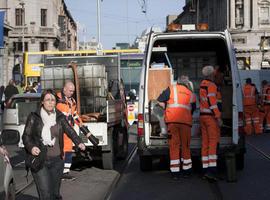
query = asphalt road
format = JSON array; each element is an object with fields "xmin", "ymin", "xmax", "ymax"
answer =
[{"xmin": 110, "ymin": 133, "xmax": 270, "ymax": 200}]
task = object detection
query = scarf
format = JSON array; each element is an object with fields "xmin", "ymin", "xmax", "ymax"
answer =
[{"xmin": 40, "ymin": 107, "xmax": 56, "ymax": 146}]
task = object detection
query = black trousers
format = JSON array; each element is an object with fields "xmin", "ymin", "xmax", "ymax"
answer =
[{"xmin": 32, "ymin": 156, "xmax": 64, "ymax": 200}]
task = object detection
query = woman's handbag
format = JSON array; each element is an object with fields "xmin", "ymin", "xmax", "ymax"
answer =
[{"xmin": 25, "ymin": 142, "xmax": 47, "ymax": 173}]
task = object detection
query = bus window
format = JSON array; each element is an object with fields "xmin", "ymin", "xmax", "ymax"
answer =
[{"xmin": 28, "ymin": 54, "xmax": 44, "ymax": 64}]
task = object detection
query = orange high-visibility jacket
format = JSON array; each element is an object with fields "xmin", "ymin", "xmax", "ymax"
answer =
[
  {"xmin": 199, "ymin": 79, "xmax": 221, "ymax": 119},
  {"xmin": 262, "ymin": 84, "xmax": 270, "ymax": 105},
  {"xmin": 243, "ymin": 84, "xmax": 257, "ymax": 106},
  {"xmin": 56, "ymin": 92, "xmax": 82, "ymax": 152},
  {"xmin": 56, "ymin": 92, "xmax": 82, "ymax": 126},
  {"xmin": 165, "ymin": 84, "xmax": 196, "ymax": 125}
]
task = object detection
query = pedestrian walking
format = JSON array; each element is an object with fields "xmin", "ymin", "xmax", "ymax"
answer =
[
  {"xmin": 4, "ymin": 79, "xmax": 18, "ymax": 103},
  {"xmin": 22, "ymin": 89, "xmax": 86, "ymax": 200},
  {"xmin": 199, "ymin": 65, "xmax": 223, "ymax": 181},
  {"xmin": 157, "ymin": 75, "xmax": 196, "ymax": 179},
  {"xmin": 243, "ymin": 78, "xmax": 261, "ymax": 135},
  {"xmin": 56, "ymin": 81, "xmax": 99, "ymax": 179}
]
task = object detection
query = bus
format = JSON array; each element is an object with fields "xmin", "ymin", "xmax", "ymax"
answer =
[
  {"xmin": 23, "ymin": 49, "xmax": 142, "ymax": 85},
  {"xmin": 120, "ymin": 53, "xmax": 144, "ymax": 125}
]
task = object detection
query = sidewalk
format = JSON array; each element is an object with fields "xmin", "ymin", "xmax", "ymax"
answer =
[{"xmin": 16, "ymin": 167, "xmax": 120, "ymax": 200}]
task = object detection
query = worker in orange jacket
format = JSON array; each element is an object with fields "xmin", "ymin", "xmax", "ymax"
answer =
[
  {"xmin": 200, "ymin": 65, "xmax": 223, "ymax": 181},
  {"xmin": 56, "ymin": 81, "xmax": 83, "ymax": 179},
  {"xmin": 243, "ymin": 78, "xmax": 261, "ymax": 135},
  {"xmin": 261, "ymin": 80, "xmax": 270, "ymax": 132},
  {"xmin": 158, "ymin": 75, "xmax": 196, "ymax": 180},
  {"xmin": 57, "ymin": 81, "xmax": 99, "ymax": 179}
]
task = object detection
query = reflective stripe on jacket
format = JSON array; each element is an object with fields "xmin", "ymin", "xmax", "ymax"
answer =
[
  {"xmin": 199, "ymin": 79, "xmax": 221, "ymax": 119},
  {"xmin": 243, "ymin": 84, "xmax": 256, "ymax": 106},
  {"xmin": 165, "ymin": 84, "xmax": 196, "ymax": 125}
]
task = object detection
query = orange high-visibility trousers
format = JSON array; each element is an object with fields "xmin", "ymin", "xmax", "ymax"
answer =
[
  {"xmin": 244, "ymin": 105, "xmax": 261, "ymax": 135},
  {"xmin": 264, "ymin": 105, "xmax": 270, "ymax": 131},
  {"xmin": 258, "ymin": 110, "xmax": 265, "ymax": 134},
  {"xmin": 200, "ymin": 115, "xmax": 220, "ymax": 169},
  {"xmin": 168, "ymin": 123, "xmax": 192, "ymax": 172}
]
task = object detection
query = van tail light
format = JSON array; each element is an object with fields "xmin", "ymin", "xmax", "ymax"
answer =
[
  {"xmin": 137, "ymin": 113, "xmax": 144, "ymax": 137},
  {"xmin": 238, "ymin": 112, "xmax": 244, "ymax": 135}
]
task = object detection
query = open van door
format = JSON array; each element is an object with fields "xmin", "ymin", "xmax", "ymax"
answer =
[{"xmin": 224, "ymin": 29, "xmax": 243, "ymax": 144}]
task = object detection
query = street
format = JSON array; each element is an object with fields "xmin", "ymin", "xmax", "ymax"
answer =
[
  {"xmin": 4, "ymin": 125, "xmax": 137, "ymax": 200},
  {"xmin": 3, "ymin": 122, "xmax": 270, "ymax": 200},
  {"xmin": 110, "ymin": 134, "xmax": 270, "ymax": 200}
]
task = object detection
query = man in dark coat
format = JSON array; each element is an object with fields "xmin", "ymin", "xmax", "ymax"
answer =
[{"xmin": 4, "ymin": 79, "xmax": 19, "ymax": 103}]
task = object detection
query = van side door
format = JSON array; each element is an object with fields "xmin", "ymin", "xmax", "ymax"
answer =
[{"xmin": 225, "ymin": 29, "xmax": 243, "ymax": 144}]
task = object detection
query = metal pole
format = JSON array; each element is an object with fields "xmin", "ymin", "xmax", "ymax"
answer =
[
  {"xmin": 19, "ymin": 1, "xmax": 25, "ymax": 53},
  {"xmin": 97, "ymin": 0, "xmax": 101, "ymax": 46},
  {"xmin": 196, "ymin": 0, "xmax": 199, "ymax": 26}
]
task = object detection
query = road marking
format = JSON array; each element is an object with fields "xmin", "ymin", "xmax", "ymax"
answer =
[
  {"xmin": 247, "ymin": 141, "xmax": 270, "ymax": 160},
  {"xmin": 105, "ymin": 145, "xmax": 137, "ymax": 200}
]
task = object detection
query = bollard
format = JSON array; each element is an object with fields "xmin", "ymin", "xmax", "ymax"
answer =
[{"xmin": 225, "ymin": 152, "xmax": 237, "ymax": 182}]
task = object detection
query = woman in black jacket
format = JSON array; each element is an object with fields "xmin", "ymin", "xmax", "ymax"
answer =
[{"xmin": 23, "ymin": 89, "xmax": 85, "ymax": 200}]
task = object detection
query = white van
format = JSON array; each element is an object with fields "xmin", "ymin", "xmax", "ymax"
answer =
[{"xmin": 137, "ymin": 29, "xmax": 244, "ymax": 181}]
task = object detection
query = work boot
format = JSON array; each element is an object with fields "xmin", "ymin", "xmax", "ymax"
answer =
[
  {"xmin": 182, "ymin": 170, "xmax": 192, "ymax": 179},
  {"xmin": 170, "ymin": 172, "xmax": 181, "ymax": 181}
]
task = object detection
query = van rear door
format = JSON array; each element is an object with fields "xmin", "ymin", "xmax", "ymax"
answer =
[{"xmin": 225, "ymin": 29, "xmax": 242, "ymax": 144}]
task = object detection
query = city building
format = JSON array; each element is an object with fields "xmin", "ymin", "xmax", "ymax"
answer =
[
  {"xmin": 2, "ymin": 0, "xmax": 77, "ymax": 85},
  {"xmin": 174, "ymin": 0, "xmax": 270, "ymax": 70}
]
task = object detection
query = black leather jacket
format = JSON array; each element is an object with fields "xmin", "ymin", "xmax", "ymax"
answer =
[{"xmin": 22, "ymin": 108, "xmax": 83, "ymax": 158}]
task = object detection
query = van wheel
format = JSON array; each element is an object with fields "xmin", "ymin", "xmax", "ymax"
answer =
[
  {"xmin": 102, "ymin": 129, "xmax": 114, "ymax": 170},
  {"xmin": 6, "ymin": 181, "xmax": 15, "ymax": 200},
  {"xmin": 116, "ymin": 126, "xmax": 128, "ymax": 160},
  {"xmin": 139, "ymin": 156, "xmax": 152, "ymax": 171},
  {"xmin": 236, "ymin": 152, "xmax": 245, "ymax": 170}
]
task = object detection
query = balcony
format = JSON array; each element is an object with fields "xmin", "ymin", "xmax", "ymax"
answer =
[
  {"xmin": 9, "ymin": 26, "xmax": 28, "ymax": 36},
  {"xmin": 9, "ymin": 25, "xmax": 61, "ymax": 38},
  {"xmin": 39, "ymin": 27, "xmax": 55, "ymax": 36}
]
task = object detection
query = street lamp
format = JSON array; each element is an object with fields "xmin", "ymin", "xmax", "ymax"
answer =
[
  {"xmin": 96, "ymin": 0, "xmax": 103, "ymax": 53},
  {"xmin": 19, "ymin": 1, "xmax": 25, "ymax": 53},
  {"xmin": 18, "ymin": 0, "xmax": 25, "ymax": 83}
]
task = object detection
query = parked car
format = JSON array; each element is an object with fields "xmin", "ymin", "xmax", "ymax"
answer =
[
  {"xmin": 3, "ymin": 93, "xmax": 41, "ymax": 147},
  {"xmin": 0, "ymin": 130, "xmax": 20, "ymax": 199}
]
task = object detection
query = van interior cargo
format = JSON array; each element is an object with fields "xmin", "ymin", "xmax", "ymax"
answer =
[{"xmin": 148, "ymin": 37, "xmax": 233, "ymax": 139}]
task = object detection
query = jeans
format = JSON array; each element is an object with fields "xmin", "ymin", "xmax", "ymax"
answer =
[{"xmin": 32, "ymin": 156, "xmax": 64, "ymax": 200}]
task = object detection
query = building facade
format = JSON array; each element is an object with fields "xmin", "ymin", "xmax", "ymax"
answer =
[
  {"xmin": 175, "ymin": 0, "xmax": 270, "ymax": 70},
  {"xmin": 2, "ymin": 0, "xmax": 77, "ymax": 85}
]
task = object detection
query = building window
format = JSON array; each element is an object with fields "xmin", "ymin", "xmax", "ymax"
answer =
[
  {"xmin": 40, "ymin": 42, "xmax": 48, "ymax": 51},
  {"xmin": 15, "ymin": 8, "xmax": 24, "ymax": 26},
  {"xmin": 13, "ymin": 42, "xmax": 28, "ymax": 52},
  {"xmin": 259, "ymin": 7, "xmax": 270, "ymax": 24},
  {"xmin": 58, "ymin": 16, "xmax": 66, "ymax": 35},
  {"xmin": 41, "ymin": 9, "xmax": 47, "ymax": 26}
]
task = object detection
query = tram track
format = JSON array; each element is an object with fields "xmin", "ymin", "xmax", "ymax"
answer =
[{"xmin": 105, "ymin": 144, "xmax": 138, "ymax": 200}]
